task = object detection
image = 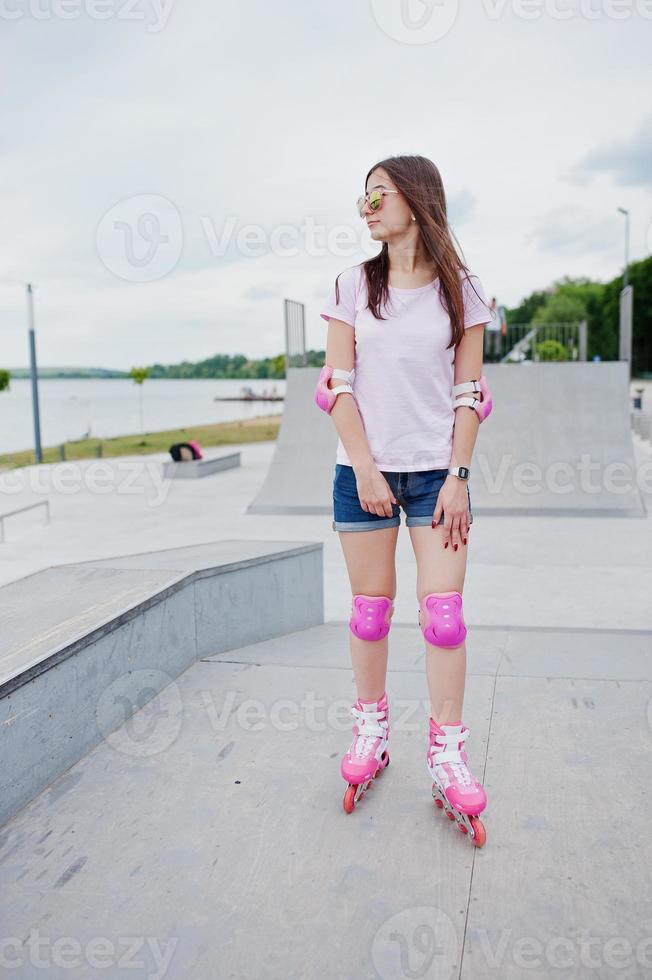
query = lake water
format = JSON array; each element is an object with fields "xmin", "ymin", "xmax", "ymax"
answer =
[{"xmin": 0, "ymin": 378, "xmax": 286, "ymax": 455}]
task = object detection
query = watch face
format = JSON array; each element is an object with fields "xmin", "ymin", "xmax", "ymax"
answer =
[{"xmin": 459, "ymin": 466, "xmax": 470, "ymax": 479}]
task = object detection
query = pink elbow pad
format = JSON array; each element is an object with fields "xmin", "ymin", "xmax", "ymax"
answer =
[
  {"xmin": 452, "ymin": 375, "xmax": 493, "ymax": 422},
  {"xmin": 314, "ymin": 364, "xmax": 355, "ymax": 414}
]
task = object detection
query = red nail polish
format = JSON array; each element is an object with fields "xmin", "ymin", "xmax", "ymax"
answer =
[
  {"xmin": 454, "ymin": 544, "xmax": 458, "ymax": 551},
  {"xmin": 444, "ymin": 542, "xmax": 448, "ymax": 549}
]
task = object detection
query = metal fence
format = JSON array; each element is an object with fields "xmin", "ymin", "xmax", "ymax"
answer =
[
  {"xmin": 498, "ymin": 321, "xmax": 588, "ymax": 363},
  {"xmin": 284, "ymin": 299, "xmax": 306, "ymax": 372}
]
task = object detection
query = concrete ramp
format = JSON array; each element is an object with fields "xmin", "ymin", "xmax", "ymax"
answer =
[
  {"xmin": 247, "ymin": 367, "xmax": 337, "ymax": 515},
  {"xmin": 472, "ymin": 361, "xmax": 645, "ymax": 517},
  {"xmin": 248, "ymin": 362, "xmax": 645, "ymax": 518}
]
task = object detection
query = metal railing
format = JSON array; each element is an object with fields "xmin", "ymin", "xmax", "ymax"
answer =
[
  {"xmin": 0, "ymin": 499, "xmax": 50, "ymax": 543},
  {"xmin": 284, "ymin": 298, "xmax": 307, "ymax": 372},
  {"xmin": 499, "ymin": 322, "xmax": 588, "ymax": 363}
]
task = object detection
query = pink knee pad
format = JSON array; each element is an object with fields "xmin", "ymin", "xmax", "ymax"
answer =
[
  {"xmin": 349, "ymin": 594, "xmax": 394, "ymax": 641},
  {"xmin": 419, "ymin": 591, "xmax": 467, "ymax": 647}
]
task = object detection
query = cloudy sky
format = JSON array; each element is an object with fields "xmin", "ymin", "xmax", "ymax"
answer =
[{"xmin": 1, "ymin": 0, "xmax": 650, "ymax": 370}]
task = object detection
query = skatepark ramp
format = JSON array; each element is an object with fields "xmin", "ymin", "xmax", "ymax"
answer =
[
  {"xmin": 247, "ymin": 362, "xmax": 646, "ymax": 518},
  {"xmin": 247, "ymin": 367, "xmax": 338, "ymax": 515},
  {"xmin": 0, "ymin": 539, "xmax": 323, "ymax": 826}
]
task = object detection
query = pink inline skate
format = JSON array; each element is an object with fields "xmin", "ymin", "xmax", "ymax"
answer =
[
  {"xmin": 426, "ymin": 717, "xmax": 487, "ymax": 846},
  {"xmin": 341, "ymin": 692, "xmax": 390, "ymax": 813}
]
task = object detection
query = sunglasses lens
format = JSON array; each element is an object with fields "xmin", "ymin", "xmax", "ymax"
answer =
[
  {"xmin": 356, "ymin": 195, "xmax": 366, "ymax": 217},
  {"xmin": 369, "ymin": 190, "xmax": 382, "ymax": 211}
]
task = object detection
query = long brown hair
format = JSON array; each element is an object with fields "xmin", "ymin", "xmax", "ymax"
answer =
[{"xmin": 335, "ymin": 154, "xmax": 485, "ymax": 350}]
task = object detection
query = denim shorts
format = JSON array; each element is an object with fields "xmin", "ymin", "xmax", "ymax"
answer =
[{"xmin": 332, "ymin": 464, "xmax": 473, "ymax": 532}]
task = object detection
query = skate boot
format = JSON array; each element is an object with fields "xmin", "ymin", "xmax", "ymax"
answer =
[
  {"xmin": 426, "ymin": 717, "xmax": 487, "ymax": 846},
  {"xmin": 341, "ymin": 692, "xmax": 390, "ymax": 813}
]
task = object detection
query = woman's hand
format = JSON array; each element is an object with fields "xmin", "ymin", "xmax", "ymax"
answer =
[
  {"xmin": 354, "ymin": 462, "xmax": 398, "ymax": 518},
  {"xmin": 432, "ymin": 475, "xmax": 471, "ymax": 550}
]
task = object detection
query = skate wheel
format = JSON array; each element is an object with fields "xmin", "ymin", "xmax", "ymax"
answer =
[
  {"xmin": 434, "ymin": 798, "xmax": 444, "ymax": 809},
  {"xmin": 469, "ymin": 816, "xmax": 486, "ymax": 847},
  {"xmin": 343, "ymin": 785, "xmax": 357, "ymax": 814},
  {"xmin": 446, "ymin": 810, "xmax": 455, "ymax": 821},
  {"xmin": 458, "ymin": 824, "xmax": 468, "ymax": 834}
]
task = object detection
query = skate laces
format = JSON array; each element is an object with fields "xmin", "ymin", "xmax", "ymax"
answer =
[{"xmin": 351, "ymin": 703, "xmax": 388, "ymax": 758}]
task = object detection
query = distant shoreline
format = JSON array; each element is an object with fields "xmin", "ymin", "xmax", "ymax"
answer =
[
  {"xmin": 4, "ymin": 373, "xmax": 283, "ymax": 381},
  {"xmin": 0, "ymin": 415, "xmax": 282, "ymax": 471}
]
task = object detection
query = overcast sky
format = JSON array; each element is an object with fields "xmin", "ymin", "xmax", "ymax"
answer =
[{"xmin": 1, "ymin": 0, "xmax": 650, "ymax": 369}]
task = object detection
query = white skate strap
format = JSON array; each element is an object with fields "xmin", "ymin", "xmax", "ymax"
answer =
[
  {"xmin": 331, "ymin": 384, "xmax": 354, "ymax": 397},
  {"xmin": 453, "ymin": 397, "xmax": 479, "ymax": 410},
  {"xmin": 429, "ymin": 749, "xmax": 463, "ymax": 765},
  {"xmin": 452, "ymin": 380, "xmax": 480, "ymax": 396},
  {"xmin": 432, "ymin": 729, "xmax": 469, "ymax": 747},
  {"xmin": 352, "ymin": 706, "xmax": 387, "ymax": 739}
]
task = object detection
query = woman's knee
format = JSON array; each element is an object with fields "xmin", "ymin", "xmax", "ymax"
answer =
[
  {"xmin": 417, "ymin": 590, "xmax": 467, "ymax": 648},
  {"xmin": 349, "ymin": 593, "xmax": 395, "ymax": 641}
]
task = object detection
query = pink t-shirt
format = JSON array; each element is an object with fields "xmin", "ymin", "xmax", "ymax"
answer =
[{"xmin": 319, "ymin": 264, "xmax": 492, "ymax": 472}]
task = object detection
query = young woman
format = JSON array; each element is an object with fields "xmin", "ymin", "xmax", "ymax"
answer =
[{"xmin": 315, "ymin": 155, "xmax": 493, "ymax": 846}]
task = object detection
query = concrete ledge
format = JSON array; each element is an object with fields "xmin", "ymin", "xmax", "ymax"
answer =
[
  {"xmin": 162, "ymin": 451, "xmax": 240, "ymax": 479},
  {"xmin": 0, "ymin": 539, "xmax": 323, "ymax": 826}
]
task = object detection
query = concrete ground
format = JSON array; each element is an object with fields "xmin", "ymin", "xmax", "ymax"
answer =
[{"xmin": 1, "ymin": 434, "xmax": 652, "ymax": 978}]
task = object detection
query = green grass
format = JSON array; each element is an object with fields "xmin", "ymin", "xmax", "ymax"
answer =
[{"xmin": 0, "ymin": 415, "xmax": 281, "ymax": 470}]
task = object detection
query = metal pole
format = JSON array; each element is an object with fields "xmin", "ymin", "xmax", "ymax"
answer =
[
  {"xmin": 27, "ymin": 283, "xmax": 43, "ymax": 464},
  {"xmin": 617, "ymin": 207, "xmax": 630, "ymax": 289}
]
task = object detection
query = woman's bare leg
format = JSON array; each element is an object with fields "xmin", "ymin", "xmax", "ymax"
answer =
[
  {"xmin": 408, "ymin": 526, "xmax": 469, "ymax": 724},
  {"xmin": 337, "ymin": 525, "xmax": 400, "ymax": 700}
]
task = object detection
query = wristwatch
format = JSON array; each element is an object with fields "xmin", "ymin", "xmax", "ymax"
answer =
[{"xmin": 448, "ymin": 466, "xmax": 470, "ymax": 481}]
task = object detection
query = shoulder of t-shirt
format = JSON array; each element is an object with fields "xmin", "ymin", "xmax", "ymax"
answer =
[
  {"xmin": 458, "ymin": 269, "xmax": 493, "ymax": 327},
  {"xmin": 336, "ymin": 263, "xmax": 365, "ymax": 293}
]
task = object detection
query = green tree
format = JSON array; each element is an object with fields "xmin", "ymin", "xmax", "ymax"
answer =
[{"xmin": 129, "ymin": 366, "xmax": 150, "ymax": 432}]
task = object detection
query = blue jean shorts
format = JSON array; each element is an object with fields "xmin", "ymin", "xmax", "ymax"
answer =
[{"xmin": 332, "ymin": 464, "xmax": 473, "ymax": 532}]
